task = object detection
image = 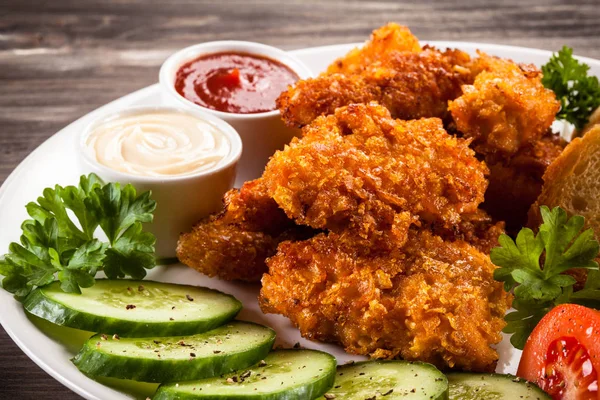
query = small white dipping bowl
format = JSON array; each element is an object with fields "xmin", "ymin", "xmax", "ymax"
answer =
[
  {"xmin": 159, "ymin": 41, "xmax": 313, "ymax": 186},
  {"xmin": 77, "ymin": 105, "xmax": 242, "ymax": 259}
]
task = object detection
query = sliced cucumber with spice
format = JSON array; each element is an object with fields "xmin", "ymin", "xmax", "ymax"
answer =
[
  {"xmin": 73, "ymin": 321, "xmax": 275, "ymax": 383},
  {"xmin": 153, "ymin": 349, "xmax": 336, "ymax": 400},
  {"xmin": 447, "ymin": 373, "xmax": 550, "ymax": 399},
  {"xmin": 24, "ymin": 280, "xmax": 241, "ymax": 337},
  {"xmin": 320, "ymin": 360, "xmax": 448, "ymax": 400}
]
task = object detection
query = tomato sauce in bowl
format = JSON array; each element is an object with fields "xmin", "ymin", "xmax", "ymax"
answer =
[{"xmin": 174, "ymin": 52, "xmax": 299, "ymax": 114}]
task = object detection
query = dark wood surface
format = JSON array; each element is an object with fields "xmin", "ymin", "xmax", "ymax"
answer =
[{"xmin": 1, "ymin": 0, "xmax": 599, "ymax": 398}]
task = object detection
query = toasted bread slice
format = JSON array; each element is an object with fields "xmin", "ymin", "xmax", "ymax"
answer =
[{"xmin": 528, "ymin": 125, "xmax": 600, "ymax": 235}]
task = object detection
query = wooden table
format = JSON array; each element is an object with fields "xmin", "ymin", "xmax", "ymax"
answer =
[{"xmin": 1, "ymin": 0, "xmax": 599, "ymax": 398}]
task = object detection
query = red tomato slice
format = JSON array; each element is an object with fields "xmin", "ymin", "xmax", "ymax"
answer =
[{"xmin": 517, "ymin": 304, "xmax": 600, "ymax": 400}]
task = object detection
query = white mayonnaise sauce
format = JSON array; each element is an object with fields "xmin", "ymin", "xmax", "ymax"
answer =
[{"xmin": 86, "ymin": 111, "xmax": 231, "ymax": 177}]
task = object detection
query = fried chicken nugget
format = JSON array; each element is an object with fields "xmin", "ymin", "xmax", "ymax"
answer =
[
  {"xmin": 260, "ymin": 229, "xmax": 511, "ymax": 372},
  {"xmin": 263, "ymin": 103, "xmax": 488, "ymax": 237},
  {"xmin": 278, "ymin": 48, "xmax": 473, "ymax": 128},
  {"xmin": 429, "ymin": 209, "xmax": 505, "ymax": 254},
  {"xmin": 326, "ymin": 22, "xmax": 421, "ymax": 75},
  {"xmin": 482, "ymin": 132, "xmax": 567, "ymax": 232},
  {"xmin": 449, "ymin": 53, "xmax": 560, "ymax": 157},
  {"xmin": 176, "ymin": 179, "xmax": 313, "ymax": 282}
]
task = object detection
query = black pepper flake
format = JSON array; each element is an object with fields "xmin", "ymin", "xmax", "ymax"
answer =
[
  {"xmin": 126, "ymin": 304, "xmax": 136, "ymax": 310},
  {"xmin": 240, "ymin": 370, "xmax": 251, "ymax": 379},
  {"xmin": 214, "ymin": 350, "xmax": 222, "ymax": 354},
  {"xmin": 258, "ymin": 360, "xmax": 267, "ymax": 367},
  {"xmin": 293, "ymin": 342, "xmax": 301, "ymax": 349},
  {"xmin": 172, "ymin": 306, "xmax": 176, "ymax": 310},
  {"xmin": 153, "ymin": 340, "xmax": 161, "ymax": 344},
  {"xmin": 190, "ymin": 353, "xmax": 196, "ymax": 357},
  {"xmin": 169, "ymin": 317, "xmax": 174, "ymax": 321},
  {"xmin": 186, "ymin": 294, "xmax": 194, "ymax": 301},
  {"xmin": 382, "ymin": 389, "xmax": 393, "ymax": 396}
]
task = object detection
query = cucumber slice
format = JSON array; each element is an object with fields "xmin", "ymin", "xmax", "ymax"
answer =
[
  {"xmin": 72, "ymin": 321, "xmax": 275, "ymax": 383},
  {"xmin": 24, "ymin": 280, "xmax": 241, "ymax": 337},
  {"xmin": 447, "ymin": 373, "xmax": 550, "ymax": 399},
  {"xmin": 153, "ymin": 349, "xmax": 337, "ymax": 400},
  {"xmin": 320, "ymin": 360, "xmax": 448, "ymax": 400}
]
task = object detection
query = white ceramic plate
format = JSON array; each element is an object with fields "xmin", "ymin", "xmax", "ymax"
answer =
[{"xmin": 2, "ymin": 42, "xmax": 600, "ymax": 400}]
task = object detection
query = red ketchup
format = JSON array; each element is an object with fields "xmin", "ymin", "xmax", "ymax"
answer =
[{"xmin": 175, "ymin": 52, "xmax": 299, "ymax": 114}]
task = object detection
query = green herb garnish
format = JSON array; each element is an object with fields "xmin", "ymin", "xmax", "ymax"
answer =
[
  {"xmin": 491, "ymin": 206, "xmax": 600, "ymax": 349},
  {"xmin": 542, "ymin": 46, "xmax": 600, "ymax": 129},
  {"xmin": 0, "ymin": 174, "xmax": 156, "ymax": 298}
]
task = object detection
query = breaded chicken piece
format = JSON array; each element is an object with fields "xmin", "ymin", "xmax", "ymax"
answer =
[
  {"xmin": 449, "ymin": 53, "xmax": 560, "ymax": 157},
  {"xmin": 260, "ymin": 229, "xmax": 511, "ymax": 372},
  {"xmin": 263, "ymin": 103, "xmax": 488, "ymax": 238},
  {"xmin": 177, "ymin": 179, "xmax": 313, "ymax": 282},
  {"xmin": 482, "ymin": 132, "xmax": 566, "ymax": 232},
  {"xmin": 326, "ymin": 23, "xmax": 421, "ymax": 75},
  {"xmin": 429, "ymin": 209, "xmax": 505, "ymax": 254},
  {"xmin": 278, "ymin": 48, "xmax": 474, "ymax": 128}
]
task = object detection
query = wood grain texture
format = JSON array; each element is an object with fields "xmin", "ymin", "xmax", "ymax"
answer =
[{"xmin": 1, "ymin": 0, "xmax": 599, "ymax": 398}]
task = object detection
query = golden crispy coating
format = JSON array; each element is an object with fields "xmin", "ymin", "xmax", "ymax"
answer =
[
  {"xmin": 277, "ymin": 74, "xmax": 381, "ymax": 129},
  {"xmin": 263, "ymin": 103, "xmax": 488, "ymax": 237},
  {"xmin": 176, "ymin": 179, "xmax": 313, "ymax": 282},
  {"xmin": 326, "ymin": 23, "xmax": 421, "ymax": 75},
  {"xmin": 278, "ymin": 48, "xmax": 473, "ymax": 128},
  {"xmin": 482, "ymin": 132, "xmax": 566, "ymax": 232},
  {"xmin": 429, "ymin": 209, "xmax": 505, "ymax": 254},
  {"xmin": 449, "ymin": 53, "xmax": 560, "ymax": 157},
  {"xmin": 260, "ymin": 229, "xmax": 511, "ymax": 372}
]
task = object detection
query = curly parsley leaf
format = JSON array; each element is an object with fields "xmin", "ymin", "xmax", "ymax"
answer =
[
  {"xmin": 491, "ymin": 205, "xmax": 600, "ymax": 349},
  {"xmin": 0, "ymin": 174, "xmax": 157, "ymax": 299},
  {"xmin": 542, "ymin": 46, "xmax": 600, "ymax": 129},
  {"xmin": 88, "ymin": 183, "xmax": 155, "ymax": 244},
  {"xmin": 104, "ymin": 222, "xmax": 156, "ymax": 280}
]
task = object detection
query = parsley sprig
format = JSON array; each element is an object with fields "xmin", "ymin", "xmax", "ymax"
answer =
[
  {"xmin": 542, "ymin": 46, "xmax": 600, "ymax": 129},
  {"xmin": 0, "ymin": 174, "xmax": 157, "ymax": 298},
  {"xmin": 491, "ymin": 206, "xmax": 600, "ymax": 349}
]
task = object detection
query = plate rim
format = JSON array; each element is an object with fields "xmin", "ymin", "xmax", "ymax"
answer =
[{"xmin": 2, "ymin": 40, "xmax": 600, "ymax": 399}]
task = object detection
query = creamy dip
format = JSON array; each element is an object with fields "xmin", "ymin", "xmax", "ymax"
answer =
[{"xmin": 86, "ymin": 111, "xmax": 231, "ymax": 177}]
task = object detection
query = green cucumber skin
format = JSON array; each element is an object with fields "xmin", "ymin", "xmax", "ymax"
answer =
[
  {"xmin": 153, "ymin": 372, "xmax": 335, "ymax": 400},
  {"xmin": 23, "ymin": 280, "xmax": 242, "ymax": 337},
  {"xmin": 447, "ymin": 373, "xmax": 550, "ymax": 400},
  {"xmin": 153, "ymin": 349, "xmax": 337, "ymax": 400},
  {"xmin": 72, "ymin": 324, "xmax": 275, "ymax": 383}
]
